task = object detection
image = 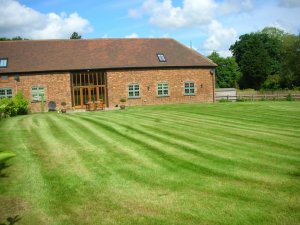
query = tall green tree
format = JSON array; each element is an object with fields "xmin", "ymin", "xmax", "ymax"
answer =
[
  {"xmin": 230, "ymin": 32, "xmax": 282, "ymax": 90},
  {"xmin": 281, "ymin": 34, "xmax": 300, "ymax": 88},
  {"xmin": 70, "ymin": 32, "xmax": 82, "ymax": 39},
  {"xmin": 208, "ymin": 52, "xmax": 240, "ymax": 88}
]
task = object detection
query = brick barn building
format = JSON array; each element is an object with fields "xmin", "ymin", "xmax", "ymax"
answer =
[{"xmin": 0, "ymin": 38, "xmax": 216, "ymax": 112}]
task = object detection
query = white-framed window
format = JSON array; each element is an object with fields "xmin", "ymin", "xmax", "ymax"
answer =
[
  {"xmin": 157, "ymin": 83, "xmax": 169, "ymax": 96},
  {"xmin": 128, "ymin": 84, "xmax": 140, "ymax": 98},
  {"xmin": 0, "ymin": 88, "xmax": 13, "ymax": 98},
  {"xmin": 184, "ymin": 82, "xmax": 195, "ymax": 95},
  {"xmin": 31, "ymin": 86, "xmax": 45, "ymax": 101},
  {"xmin": 0, "ymin": 58, "xmax": 8, "ymax": 68}
]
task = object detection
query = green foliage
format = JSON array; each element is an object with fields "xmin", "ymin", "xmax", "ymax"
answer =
[
  {"xmin": 208, "ymin": 51, "xmax": 240, "ymax": 88},
  {"xmin": 281, "ymin": 34, "xmax": 300, "ymax": 88},
  {"xmin": 0, "ymin": 92, "xmax": 29, "ymax": 118},
  {"xmin": 262, "ymin": 74, "xmax": 281, "ymax": 90},
  {"xmin": 286, "ymin": 93, "xmax": 295, "ymax": 101},
  {"xmin": 70, "ymin": 32, "xmax": 82, "ymax": 39},
  {"xmin": 13, "ymin": 92, "xmax": 29, "ymax": 115},
  {"xmin": 0, "ymin": 36, "xmax": 29, "ymax": 41},
  {"xmin": 230, "ymin": 31, "xmax": 282, "ymax": 90},
  {"xmin": 230, "ymin": 27, "xmax": 300, "ymax": 90},
  {"xmin": 218, "ymin": 98, "xmax": 231, "ymax": 102}
]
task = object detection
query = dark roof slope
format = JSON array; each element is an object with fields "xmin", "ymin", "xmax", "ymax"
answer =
[{"xmin": 0, "ymin": 38, "xmax": 216, "ymax": 74}]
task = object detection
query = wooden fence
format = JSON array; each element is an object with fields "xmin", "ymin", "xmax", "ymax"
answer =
[{"xmin": 216, "ymin": 89, "xmax": 300, "ymax": 101}]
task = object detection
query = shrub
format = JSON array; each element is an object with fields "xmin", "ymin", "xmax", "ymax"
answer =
[
  {"xmin": 0, "ymin": 92, "xmax": 29, "ymax": 118},
  {"xmin": 286, "ymin": 93, "xmax": 295, "ymax": 101},
  {"xmin": 219, "ymin": 98, "xmax": 231, "ymax": 103},
  {"xmin": 13, "ymin": 92, "xmax": 29, "ymax": 115},
  {"xmin": 236, "ymin": 97, "xmax": 248, "ymax": 102}
]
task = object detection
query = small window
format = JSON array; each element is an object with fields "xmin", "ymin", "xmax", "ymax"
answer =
[
  {"xmin": 157, "ymin": 83, "xmax": 169, "ymax": 96},
  {"xmin": 31, "ymin": 86, "xmax": 45, "ymax": 101},
  {"xmin": 157, "ymin": 53, "xmax": 166, "ymax": 62},
  {"xmin": 0, "ymin": 58, "xmax": 8, "ymax": 68},
  {"xmin": 128, "ymin": 84, "xmax": 140, "ymax": 98},
  {"xmin": 0, "ymin": 88, "xmax": 13, "ymax": 98},
  {"xmin": 184, "ymin": 82, "xmax": 195, "ymax": 95},
  {"xmin": 1, "ymin": 75, "xmax": 8, "ymax": 82}
]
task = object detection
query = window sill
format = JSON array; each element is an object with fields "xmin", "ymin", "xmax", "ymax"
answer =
[
  {"xmin": 128, "ymin": 97, "xmax": 141, "ymax": 99},
  {"xmin": 184, "ymin": 94, "xmax": 196, "ymax": 96},
  {"xmin": 31, "ymin": 100, "xmax": 46, "ymax": 103},
  {"xmin": 156, "ymin": 95, "xmax": 170, "ymax": 98}
]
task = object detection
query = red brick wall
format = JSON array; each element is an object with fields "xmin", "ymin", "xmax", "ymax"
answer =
[
  {"xmin": 106, "ymin": 68, "xmax": 214, "ymax": 108},
  {"xmin": 0, "ymin": 73, "xmax": 72, "ymax": 112}
]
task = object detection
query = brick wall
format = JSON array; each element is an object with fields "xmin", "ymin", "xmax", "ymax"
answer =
[
  {"xmin": 0, "ymin": 72, "xmax": 72, "ymax": 112},
  {"xmin": 106, "ymin": 68, "xmax": 215, "ymax": 108}
]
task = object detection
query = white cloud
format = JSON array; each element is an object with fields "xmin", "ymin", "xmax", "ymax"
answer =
[
  {"xmin": 125, "ymin": 33, "xmax": 139, "ymax": 38},
  {"xmin": 0, "ymin": 0, "xmax": 92, "ymax": 39},
  {"xmin": 218, "ymin": 0, "xmax": 254, "ymax": 15},
  {"xmin": 202, "ymin": 20, "xmax": 237, "ymax": 57},
  {"xmin": 129, "ymin": 0, "xmax": 217, "ymax": 28},
  {"xmin": 128, "ymin": 9, "xmax": 142, "ymax": 18},
  {"xmin": 278, "ymin": 0, "xmax": 300, "ymax": 8}
]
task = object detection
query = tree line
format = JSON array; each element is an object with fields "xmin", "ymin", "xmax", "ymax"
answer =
[{"xmin": 209, "ymin": 27, "xmax": 300, "ymax": 90}]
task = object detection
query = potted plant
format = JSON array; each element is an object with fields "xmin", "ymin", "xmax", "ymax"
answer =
[
  {"xmin": 120, "ymin": 98, "xmax": 126, "ymax": 110},
  {"xmin": 61, "ymin": 101, "xmax": 67, "ymax": 113}
]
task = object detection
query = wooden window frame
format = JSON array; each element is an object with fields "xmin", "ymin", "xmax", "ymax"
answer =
[
  {"xmin": 157, "ymin": 82, "xmax": 169, "ymax": 97},
  {"xmin": 184, "ymin": 81, "xmax": 196, "ymax": 96},
  {"xmin": 128, "ymin": 84, "xmax": 140, "ymax": 98}
]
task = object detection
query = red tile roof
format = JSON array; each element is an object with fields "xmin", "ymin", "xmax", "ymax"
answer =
[{"xmin": 0, "ymin": 38, "xmax": 216, "ymax": 74}]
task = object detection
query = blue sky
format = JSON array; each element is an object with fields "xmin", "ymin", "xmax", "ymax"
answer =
[{"xmin": 1, "ymin": 0, "xmax": 300, "ymax": 56}]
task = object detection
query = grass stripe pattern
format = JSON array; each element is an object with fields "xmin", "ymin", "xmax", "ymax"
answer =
[{"xmin": 0, "ymin": 102, "xmax": 299, "ymax": 225}]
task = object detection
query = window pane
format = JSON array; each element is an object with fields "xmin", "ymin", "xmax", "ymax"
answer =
[
  {"xmin": 6, "ymin": 89, "xmax": 12, "ymax": 95},
  {"xmin": 163, "ymin": 90, "xmax": 168, "ymax": 95},
  {"xmin": 134, "ymin": 86, "xmax": 139, "ymax": 90},
  {"xmin": 190, "ymin": 83, "xmax": 194, "ymax": 87},
  {"xmin": 190, "ymin": 89, "xmax": 194, "ymax": 94},
  {"xmin": 158, "ymin": 90, "xmax": 162, "ymax": 95},
  {"xmin": 0, "ymin": 59, "xmax": 8, "ymax": 67},
  {"xmin": 0, "ymin": 90, "xmax": 5, "ymax": 95},
  {"xmin": 135, "ymin": 91, "xmax": 140, "ymax": 96}
]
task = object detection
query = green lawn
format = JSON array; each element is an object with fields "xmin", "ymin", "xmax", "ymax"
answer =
[{"xmin": 0, "ymin": 102, "xmax": 300, "ymax": 225}]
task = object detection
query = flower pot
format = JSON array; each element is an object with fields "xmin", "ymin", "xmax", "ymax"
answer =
[
  {"xmin": 61, "ymin": 108, "xmax": 67, "ymax": 113},
  {"xmin": 120, "ymin": 105, "xmax": 126, "ymax": 110}
]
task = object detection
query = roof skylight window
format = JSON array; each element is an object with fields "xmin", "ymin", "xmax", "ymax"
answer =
[
  {"xmin": 0, "ymin": 58, "xmax": 8, "ymax": 68},
  {"xmin": 157, "ymin": 54, "xmax": 166, "ymax": 62}
]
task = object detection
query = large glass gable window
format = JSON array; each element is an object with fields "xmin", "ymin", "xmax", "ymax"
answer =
[
  {"xmin": 0, "ymin": 88, "xmax": 13, "ymax": 98},
  {"xmin": 128, "ymin": 84, "xmax": 140, "ymax": 98},
  {"xmin": 157, "ymin": 83, "xmax": 169, "ymax": 96},
  {"xmin": 184, "ymin": 82, "xmax": 195, "ymax": 95},
  {"xmin": 31, "ymin": 87, "xmax": 45, "ymax": 101},
  {"xmin": 0, "ymin": 59, "xmax": 8, "ymax": 68}
]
